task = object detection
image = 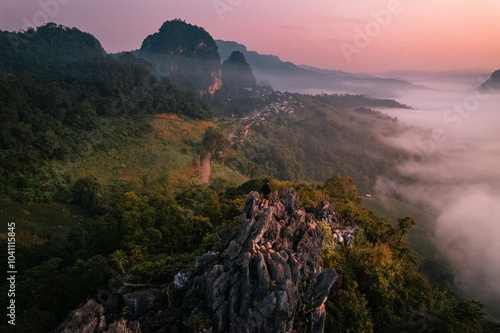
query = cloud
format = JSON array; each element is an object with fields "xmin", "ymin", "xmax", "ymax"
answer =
[{"xmin": 376, "ymin": 83, "xmax": 500, "ymax": 319}]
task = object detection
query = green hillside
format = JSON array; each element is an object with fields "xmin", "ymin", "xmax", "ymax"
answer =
[{"xmin": 226, "ymin": 93, "xmax": 408, "ymax": 194}]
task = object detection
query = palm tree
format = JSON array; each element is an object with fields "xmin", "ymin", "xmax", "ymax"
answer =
[{"xmin": 110, "ymin": 249, "xmax": 128, "ymax": 274}]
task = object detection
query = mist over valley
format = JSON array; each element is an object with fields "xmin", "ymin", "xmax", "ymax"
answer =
[{"xmin": 372, "ymin": 76, "xmax": 500, "ymax": 320}]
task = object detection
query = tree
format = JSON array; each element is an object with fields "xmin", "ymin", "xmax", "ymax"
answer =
[
  {"xmin": 324, "ymin": 176, "xmax": 360, "ymax": 204},
  {"xmin": 72, "ymin": 176, "xmax": 103, "ymax": 213},
  {"xmin": 110, "ymin": 249, "xmax": 128, "ymax": 274},
  {"xmin": 397, "ymin": 217, "xmax": 415, "ymax": 236},
  {"xmin": 201, "ymin": 127, "xmax": 229, "ymax": 155},
  {"xmin": 176, "ymin": 185, "xmax": 221, "ymax": 223}
]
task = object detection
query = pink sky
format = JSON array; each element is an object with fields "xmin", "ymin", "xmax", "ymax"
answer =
[{"xmin": 1, "ymin": 0, "xmax": 499, "ymax": 73}]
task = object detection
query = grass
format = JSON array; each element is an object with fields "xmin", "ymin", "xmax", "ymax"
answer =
[
  {"xmin": 210, "ymin": 160, "xmax": 248, "ymax": 185},
  {"xmin": 1, "ymin": 114, "xmax": 244, "ymax": 243},
  {"xmin": 56, "ymin": 115, "xmax": 217, "ymax": 196}
]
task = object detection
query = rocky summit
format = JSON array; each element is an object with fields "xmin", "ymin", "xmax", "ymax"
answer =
[
  {"xmin": 55, "ymin": 189, "xmax": 346, "ymax": 333},
  {"xmin": 139, "ymin": 19, "xmax": 222, "ymax": 96}
]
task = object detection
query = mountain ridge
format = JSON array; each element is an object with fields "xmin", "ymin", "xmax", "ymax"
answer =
[{"xmin": 215, "ymin": 39, "xmax": 428, "ymax": 97}]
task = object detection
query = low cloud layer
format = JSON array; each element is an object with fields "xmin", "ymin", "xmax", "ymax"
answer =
[{"xmin": 376, "ymin": 80, "xmax": 500, "ymax": 319}]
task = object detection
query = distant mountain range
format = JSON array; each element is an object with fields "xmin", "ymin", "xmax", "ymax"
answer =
[
  {"xmin": 130, "ymin": 22, "xmax": 495, "ymax": 98},
  {"xmin": 216, "ymin": 40, "xmax": 429, "ymax": 98}
]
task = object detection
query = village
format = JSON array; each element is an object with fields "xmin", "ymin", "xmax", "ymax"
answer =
[{"xmin": 229, "ymin": 92, "xmax": 300, "ymax": 144}]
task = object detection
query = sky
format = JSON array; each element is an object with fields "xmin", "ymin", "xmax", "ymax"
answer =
[{"xmin": 1, "ymin": 0, "xmax": 500, "ymax": 73}]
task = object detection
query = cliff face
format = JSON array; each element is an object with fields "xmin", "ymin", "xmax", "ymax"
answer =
[
  {"xmin": 55, "ymin": 189, "xmax": 344, "ymax": 333},
  {"xmin": 139, "ymin": 19, "xmax": 221, "ymax": 96}
]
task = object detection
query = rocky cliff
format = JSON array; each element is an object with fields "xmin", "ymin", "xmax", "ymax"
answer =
[
  {"xmin": 55, "ymin": 189, "xmax": 347, "ymax": 333},
  {"xmin": 139, "ymin": 19, "xmax": 222, "ymax": 96}
]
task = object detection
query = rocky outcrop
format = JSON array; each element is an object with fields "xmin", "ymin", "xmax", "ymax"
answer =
[
  {"xmin": 139, "ymin": 19, "xmax": 222, "ymax": 96},
  {"xmin": 53, "ymin": 299, "xmax": 141, "ymax": 333},
  {"xmin": 56, "ymin": 189, "xmax": 348, "ymax": 333},
  {"xmin": 167, "ymin": 189, "xmax": 338, "ymax": 332}
]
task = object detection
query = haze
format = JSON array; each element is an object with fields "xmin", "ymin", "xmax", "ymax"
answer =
[
  {"xmin": 375, "ymin": 78, "xmax": 500, "ymax": 320},
  {"xmin": 2, "ymin": 0, "xmax": 500, "ymax": 73}
]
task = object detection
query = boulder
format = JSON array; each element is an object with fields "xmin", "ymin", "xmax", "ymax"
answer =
[
  {"xmin": 54, "ymin": 299, "xmax": 141, "ymax": 333},
  {"xmin": 54, "ymin": 299, "xmax": 104, "ymax": 333},
  {"xmin": 123, "ymin": 289, "xmax": 159, "ymax": 317}
]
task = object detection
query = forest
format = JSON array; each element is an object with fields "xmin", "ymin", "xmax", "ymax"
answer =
[{"xmin": 1, "ymin": 177, "xmax": 495, "ymax": 332}]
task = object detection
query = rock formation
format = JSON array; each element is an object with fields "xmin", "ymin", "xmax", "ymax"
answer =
[
  {"xmin": 168, "ymin": 189, "xmax": 338, "ymax": 332},
  {"xmin": 139, "ymin": 19, "xmax": 222, "ymax": 96},
  {"xmin": 55, "ymin": 189, "xmax": 347, "ymax": 333},
  {"xmin": 54, "ymin": 299, "xmax": 141, "ymax": 333},
  {"xmin": 221, "ymin": 51, "xmax": 257, "ymax": 90}
]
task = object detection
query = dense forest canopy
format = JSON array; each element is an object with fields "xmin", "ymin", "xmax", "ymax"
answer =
[
  {"xmin": 1, "ymin": 178, "xmax": 495, "ymax": 332},
  {"xmin": 140, "ymin": 19, "xmax": 218, "ymax": 59},
  {"xmin": 0, "ymin": 23, "xmax": 105, "ymax": 72}
]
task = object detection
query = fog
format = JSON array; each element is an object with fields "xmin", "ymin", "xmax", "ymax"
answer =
[{"xmin": 375, "ymin": 75, "xmax": 500, "ymax": 319}]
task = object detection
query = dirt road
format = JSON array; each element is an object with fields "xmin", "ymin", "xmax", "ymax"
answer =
[{"xmin": 202, "ymin": 152, "xmax": 211, "ymax": 183}]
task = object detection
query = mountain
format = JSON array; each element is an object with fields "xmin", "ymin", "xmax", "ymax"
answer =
[
  {"xmin": 373, "ymin": 69, "xmax": 493, "ymax": 91},
  {"xmin": 221, "ymin": 51, "xmax": 257, "ymax": 90},
  {"xmin": 0, "ymin": 22, "xmax": 104, "ymax": 72},
  {"xmin": 216, "ymin": 40, "xmax": 427, "ymax": 98},
  {"xmin": 478, "ymin": 69, "xmax": 500, "ymax": 91},
  {"xmin": 139, "ymin": 19, "xmax": 222, "ymax": 96}
]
